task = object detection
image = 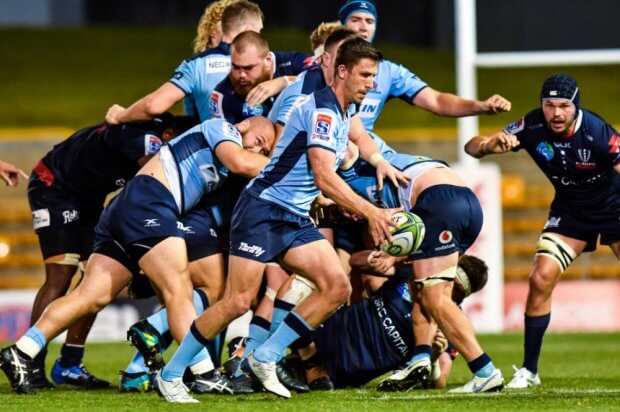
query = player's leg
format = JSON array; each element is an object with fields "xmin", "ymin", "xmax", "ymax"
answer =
[
  {"xmin": 0, "ymin": 253, "xmax": 132, "ymax": 393},
  {"xmin": 507, "ymin": 232, "xmax": 585, "ymax": 388}
]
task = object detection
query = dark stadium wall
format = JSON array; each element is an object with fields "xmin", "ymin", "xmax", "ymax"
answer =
[{"xmin": 80, "ymin": 0, "xmax": 620, "ymax": 51}]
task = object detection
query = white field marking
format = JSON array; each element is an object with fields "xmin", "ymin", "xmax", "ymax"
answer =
[{"xmin": 370, "ymin": 388, "xmax": 620, "ymax": 401}]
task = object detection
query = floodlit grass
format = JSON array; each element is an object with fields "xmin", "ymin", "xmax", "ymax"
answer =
[
  {"xmin": 1, "ymin": 27, "xmax": 619, "ymax": 130},
  {"xmin": 1, "ymin": 333, "xmax": 619, "ymax": 410}
]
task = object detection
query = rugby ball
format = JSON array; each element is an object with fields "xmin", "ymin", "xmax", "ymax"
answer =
[{"xmin": 380, "ymin": 211, "xmax": 425, "ymax": 257}]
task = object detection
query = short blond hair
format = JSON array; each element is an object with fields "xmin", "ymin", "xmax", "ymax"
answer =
[
  {"xmin": 310, "ymin": 21, "xmax": 345, "ymax": 53},
  {"xmin": 193, "ymin": 0, "xmax": 239, "ymax": 53}
]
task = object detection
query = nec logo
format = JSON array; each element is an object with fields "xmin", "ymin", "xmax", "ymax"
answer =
[{"xmin": 238, "ymin": 242, "xmax": 265, "ymax": 257}]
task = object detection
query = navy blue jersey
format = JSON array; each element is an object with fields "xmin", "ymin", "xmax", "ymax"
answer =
[
  {"xmin": 315, "ymin": 279, "xmax": 413, "ymax": 387},
  {"xmin": 209, "ymin": 52, "xmax": 313, "ymax": 123},
  {"xmin": 37, "ymin": 121, "xmax": 166, "ymax": 200},
  {"xmin": 268, "ymin": 66, "xmax": 327, "ymax": 126},
  {"xmin": 505, "ymin": 109, "xmax": 620, "ymax": 208}
]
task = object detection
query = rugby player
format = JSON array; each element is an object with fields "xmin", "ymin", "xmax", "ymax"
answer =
[
  {"xmin": 0, "ymin": 159, "xmax": 28, "ymax": 187},
  {"xmin": 23, "ymin": 115, "xmax": 194, "ymax": 389},
  {"xmin": 154, "ymin": 37, "xmax": 408, "ymax": 403},
  {"xmin": 339, "ymin": 146, "xmax": 505, "ymax": 393},
  {"xmin": 0, "ymin": 117, "xmax": 275, "ymax": 394},
  {"xmin": 292, "ymin": 254, "xmax": 488, "ymax": 389},
  {"xmin": 209, "ymin": 31, "xmax": 310, "ymax": 123},
  {"xmin": 465, "ymin": 74, "xmax": 620, "ymax": 388},
  {"xmin": 193, "ymin": 0, "xmax": 239, "ymax": 53},
  {"xmin": 105, "ymin": 1, "xmax": 265, "ymax": 123}
]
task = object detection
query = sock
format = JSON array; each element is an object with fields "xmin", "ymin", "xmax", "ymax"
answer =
[
  {"xmin": 188, "ymin": 350, "xmax": 215, "ymax": 375},
  {"xmin": 161, "ymin": 322, "xmax": 213, "ymax": 381},
  {"xmin": 468, "ymin": 353, "xmax": 495, "ymax": 378},
  {"xmin": 270, "ymin": 299, "xmax": 295, "ymax": 336},
  {"xmin": 33, "ymin": 347, "xmax": 47, "ymax": 370},
  {"xmin": 147, "ymin": 289, "xmax": 208, "ymax": 335},
  {"xmin": 254, "ymin": 310, "xmax": 313, "ymax": 364},
  {"xmin": 58, "ymin": 344, "xmax": 84, "ymax": 368},
  {"xmin": 236, "ymin": 316, "xmax": 270, "ymax": 377},
  {"xmin": 125, "ymin": 351, "xmax": 149, "ymax": 374},
  {"xmin": 523, "ymin": 313, "xmax": 551, "ymax": 374},
  {"xmin": 410, "ymin": 344, "xmax": 432, "ymax": 364},
  {"xmin": 16, "ymin": 326, "xmax": 47, "ymax": 359}
]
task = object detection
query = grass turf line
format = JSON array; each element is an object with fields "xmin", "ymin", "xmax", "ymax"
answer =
[{"xmin": 1, "ymin": 332, "xmax": 619, "ymax": 410}]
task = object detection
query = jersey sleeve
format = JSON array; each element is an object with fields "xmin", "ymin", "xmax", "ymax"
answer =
[
  {"xmin": 270, "ymin": 85, "xmax": 307, "ymax": 126},
  {"xmin": 203, "ymin": 119, "xmax": 243, "ymax": 150},
  {"xmin": 306, "ymin": 109, "xmax": 341, "ymax": 153},
  {"xmin": 209, "ymin": 90, "xmax": 225, "ymax": 120},
  {"xmin": 169, "ymin": 58, "xmax": 196, "ymax": 95},
  {"xmin": 602, "ymin": 123, "xmax": 620, "ymax": 165},
  {"xmin": 274, "ymin": 51, "xmax": 314, "ymax": 76},
  {"xmin": 110, "ymin": 124, "xmax": 163, "ymax": 161},
  {"xmin": 386, "ymin": 61, "xmax": 428, "ymax": 103}
]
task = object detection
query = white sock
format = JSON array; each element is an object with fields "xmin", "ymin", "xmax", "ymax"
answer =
[
  {"xmin": 189, "ymin": 357, "xmax": 215, "ymax": 375},
  {"xmin": 15, "ymin": 336, "xmax": 41, "ymax": 359}
]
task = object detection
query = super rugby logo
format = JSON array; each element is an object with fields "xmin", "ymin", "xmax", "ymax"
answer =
[
  {"xmin": 209, "ymin": 92, "xmax": 222, "ymax": 118},
  {"xmin": 311, "ymin": 113, "xmax": 333, "ymax": 142},
  {"xmin": 504, "ymin": 118, "xmax": 525, "ymax": 135},
  {"xmin": 144, "ymin": 134, "xmax": 162, "ymax": 156}
]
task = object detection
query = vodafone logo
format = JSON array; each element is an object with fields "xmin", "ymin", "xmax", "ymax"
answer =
[{"xmin": 439, "ymin": 230, "xmax": 453, "ymax": 244}]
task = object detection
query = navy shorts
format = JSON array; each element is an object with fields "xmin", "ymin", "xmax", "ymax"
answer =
[
  {"xmin": 407, "ymin": 185, "xmax": 483, "ymax": 260},
  {"xmin": 229, "ymin": 190, "xmax": 325, "ymax": 263},
  {"xmin": 94, "ymin": 175, "xmax": 184, "ymax": 259},
  {"xmin": 543, "ymin": 195, "xmax": 620, "ymax": 252},
  {"xmin": 28, "ymin": 168, "xmax": 104, "ymax": 261},
  {"xmin": 182, "ymin": 204, "xmax": 224, "ymax": 262}
]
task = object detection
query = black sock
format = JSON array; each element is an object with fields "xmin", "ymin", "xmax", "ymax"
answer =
[
  {"xmin": 33, "ymin": 347, "xmax": 47, "ymax": 370},
  {"xmin": 523, "ymin": 313, "xmax": 550, "ymax": 374},
  {"xmin": 58, "ymin": 344, "xmax": 84, "ymax": 368}
]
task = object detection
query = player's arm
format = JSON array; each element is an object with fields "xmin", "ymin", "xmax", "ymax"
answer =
[
  {"xmin": 246, "ymin": 76, "xmax": 295, "ymax": 107},
  {"xmin": 0, "ymin": 159, "xmax": 28, "ymax": 187},
  {"xmin": 215, "ymin": 141, "xmax": 270, "ymax": 178},
  {"xmin": 614, "ymin": 163, "xmax": 620, "ymax": 174},
  {"xmin": 309, "ymin": 147, "xmax": 399, "ymax": 246},
  {"xmin": 106, "ymin": 83, "xmax": 185, "ymax": 124},
  {"xmin": 464, "ymin": 131, "xmax": 520, "ymax": 159},
  {"xmin": 412, "ymin": 87, "xmax": 511, "ymax": 117},
  {"xmin": 348, "ymin": 116, "xmax": 410, "ymax": 190}
]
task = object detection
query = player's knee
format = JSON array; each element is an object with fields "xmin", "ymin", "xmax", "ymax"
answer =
[
  {"xmin": 528, "ymin": 270, "xmax": 556, "ymax": 298},
  {"xmin": 225, "ymin": 293, "xmax": 253, "ymax": 318},
  {"xmin": 324, "ymin": 275, "xmax": 351, "ymax": 305}
]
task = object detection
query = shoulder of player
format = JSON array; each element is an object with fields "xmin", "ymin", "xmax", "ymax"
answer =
[
  {"xmin": 504, "ymin": 109, "xmax": 543, "ymax": 135},
  {"xmin": 182, "ymin": 43, "xmax": 231, "ymax": 63}
]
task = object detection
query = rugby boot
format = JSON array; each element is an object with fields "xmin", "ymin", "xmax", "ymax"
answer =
[
  {"xmin": 231, "ymin": 373, "xmax": 258, "ymax": 394},
  {"xmin": 377, "ymin": 357, "xmax": 432, "ymax": 392},
  {"xmin": 155, "ymin": 371, "xmax": 198, "ymax": 403},
  {"xmin": 506, "ymin": 365, "xmax": 541, "ymax": 389},
  {"xmin": 277, "ymin": 359, "xmax": 309, "ymax": 393},
  {"xmin": 308, "ymin": 376, "xmax": 334, "ymax": 391},
  {"xmin": 31, "ymin": 367, "xmax": 55, "ymax": 389},
  {"xmin": 449, "ymin": 368, "xmax": 504, "ymax": 394},
  {"xmin": 119, "ymin": 370, "xmax": 151, "ymax": 393},
  {"xmin": 223, "ymin": 355, "xmax": 243, "ymax": 379},
  {"xmin": 51, "ymin": 360, "xmax": 111, "ymax": 388},
  {"xmin": 127, "ymin": 319, "xmax": 165, "ymax": 370},
  {"xmin": 247, "ymin": 353, "xmax": 291, "ymax": 398},
  {"xmin": 0, "ymin": 345, "xmax": 37, "ymax": 394},
  {"xmin": 188, "ymin": 368, "xmax": 234, "ymax": 395}
]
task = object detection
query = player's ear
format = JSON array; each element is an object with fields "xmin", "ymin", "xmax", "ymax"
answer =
[
  {"xmin": 337, "ymin": 64, "xmax": 347, "ymax": 79},
  {"xmin": 236, "ymin": 119, "xmax": 251, "ymax": 134}
]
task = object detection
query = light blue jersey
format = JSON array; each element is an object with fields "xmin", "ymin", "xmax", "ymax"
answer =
[
  {"xmin": 169, "ymin": 43, "xmax": 232, "ymax": 121},
  {"xmin": 248, "ymin": 86, "xmax": 355, "ymax": 216},
  {"xmin": 161, "ymin": 119, "xmax": 241, "ymax": 214},
  {"xmin": 358, "ymin": 59, "xmax": 427, "ymax": 131},
  {"xmin": 268, "ymin": 66, "xmax": 327, "ymax": 126}
]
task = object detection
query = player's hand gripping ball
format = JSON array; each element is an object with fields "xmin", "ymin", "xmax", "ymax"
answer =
[{"xmin": 381, "ymin": 211, "xmax": 425, "ymax": 257}]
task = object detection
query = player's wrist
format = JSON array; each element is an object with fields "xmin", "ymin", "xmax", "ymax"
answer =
[{"xmin": 369, "ymin": 152, "xmax": 385, "ymax": 167}]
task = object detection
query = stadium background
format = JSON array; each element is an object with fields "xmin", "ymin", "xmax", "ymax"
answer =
[{"xmin": 0, "ymin": 0, "xmax": 619, "ymax": 342}]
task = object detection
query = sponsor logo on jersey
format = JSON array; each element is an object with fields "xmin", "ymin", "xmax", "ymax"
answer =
[
  {"xmin": 242, "ymin": 102, "xmax": 264, "ymax": 118},
  {"xmin": 115, "ymin": 178, "xmax": 126, "ymax": 187},
  {"xmin": 143, "ymin": 218, "xmax": 160, "ymax": 228},
  {"xmin": 32, "ymin": 209, "xmax": 50, "ymax": 230},
  {"xmin": 173, "ymin": 71, "xmax": 184, "ymax": 80},
  {"xmin": 209, "ymin": 228, "xmax": 218, "ymax": 238},
  {"xmin": 536, "ymin": 141, "xmax": 555, "ymax": 161},
  {"xmin": 238, "ymin": 241, "xmax": 265, "ymax": 257},
  {"xmin": 210, "ymin": 91, "xmax": 224, "ymax": 118},
  {"xmin": 608, "ymin": 134, "xmax": 620, "ymax": 154},
  {"xmin": 504, "ymin": 118, "xmax": 525, "ymax": 135},
  {"xmin": 372, "ymin": 295, "xmax": 409, "ymax": 357},
  {"xmin": 359, "ymin": 98, "xmax": 380, "ymax": 118},
  {"xmin": 544, "ymin": 217, "xmax": 561, "ymax": 229},
  {"xmin": 206, "ymin": 57, "xmax": 231, "ymax": 73},
  {"xmin": 439, "ymin": 230, "xmax": 453, "ymax": 244},
  {"xmin": 144, "ymin": 134, "xmax": 162, "ymax": 156},
  {"xmin": 62, "ymin": 209, "xmax": 79, "ymax": 224},
  {"xmin": 553, "ymin": 142, "xmax": 571, "ymax": 148}
]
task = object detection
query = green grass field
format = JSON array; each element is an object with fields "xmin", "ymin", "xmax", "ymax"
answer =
[
  {"xmin": 1, "ymin": 27, "xmax": 619, "ymax": 130},
  {"xmin": 1, "ymin": 333, "xmax": 619, "ymax": 411}
]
